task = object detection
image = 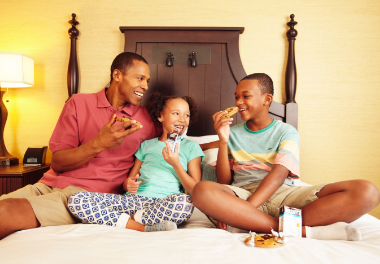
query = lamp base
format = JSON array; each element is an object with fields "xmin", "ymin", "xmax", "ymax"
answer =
[{"xmin": 0, "ymin": 157, "xmax": 19, "ymax": 166}]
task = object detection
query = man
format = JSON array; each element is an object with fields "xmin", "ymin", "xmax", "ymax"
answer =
[
  {"xmin": 0, "ymin": 52, "xmax": 161, "ymax": 239},
  {"xmin": 191, "ymin": 73, "xmax": 380, "ymax": 240}
]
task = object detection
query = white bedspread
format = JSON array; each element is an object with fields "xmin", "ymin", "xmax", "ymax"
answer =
[{"xmin": 1, "ymin": 208, "xmax": 379, "ymax": 264}]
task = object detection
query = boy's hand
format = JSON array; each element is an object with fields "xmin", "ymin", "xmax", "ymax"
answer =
[
  {"xmin": 162, "ymin": 141, "xmax": 180, "ymax": 166},
  {"xmin": 125, "ymin": 174, "xmax": 141, "ymax": 193},
  {"xmin": 216, "ymin": 221, "xmax": 227, "ymax": 230},
  {"xmin": 212, "ymin": 111, "xmax": 233, "ymax": 144}
]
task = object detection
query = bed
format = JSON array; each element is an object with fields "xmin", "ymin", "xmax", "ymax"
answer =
[{"xmin": 1, "ymin": 14, "xmax": 380, "ymax": 264}]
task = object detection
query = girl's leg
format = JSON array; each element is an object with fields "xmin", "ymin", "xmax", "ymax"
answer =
[
  {"xmin": 68, "ymin": 192, "xmax": 149, "ymax": 227},
  {"xmin": 68, "ymin": 192, "xmax": 177, "ymax": 232},
  {"xmin": 134, "ymin": 193, "xmax": 194, "ymax": 226}
]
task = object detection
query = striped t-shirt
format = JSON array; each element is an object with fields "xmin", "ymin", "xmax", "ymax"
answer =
[{"xmin": 227, "ymin": 119, "xmax": 300, "ymax": 187}]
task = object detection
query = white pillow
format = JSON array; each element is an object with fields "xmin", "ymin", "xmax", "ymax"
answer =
[
  {"xmin": 202, "ymin": 149, "xmax": 218, "ymax": 165},
  {"xmin": 186, "ymin": 135, "xmax": 219, "ymax": 164},
  {"xmin": 186, "ymin": 135, "xmax": 219, "ymax": 145}
]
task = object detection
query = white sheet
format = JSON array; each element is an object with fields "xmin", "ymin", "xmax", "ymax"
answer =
[{"xmin": 1, "ymin": 208, "xmax": 379, "ymax": 264}]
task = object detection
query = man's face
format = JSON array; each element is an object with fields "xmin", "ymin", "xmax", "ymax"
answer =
[
  {"xmin": 234, "ymin": 79, "xmax": 271, "ymax": 121},
  {"xmin": 115, "ymin": 60, "xmax": 150, "ymax": 106}
]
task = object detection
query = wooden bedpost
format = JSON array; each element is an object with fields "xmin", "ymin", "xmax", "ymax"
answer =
[
  {"xmin": 67, "ymin": 13, "xmax": 79, "ymax": 101},
  {"xmin": 285, "ymin": 14, "xmax": 298, "ymax": 129}
]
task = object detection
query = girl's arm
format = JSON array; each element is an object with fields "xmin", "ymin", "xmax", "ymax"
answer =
[
  {"xmin": 162, "ymin": 142, "xmax": 202, "ymax": 194},
  {"xmin": 123, "ymin": 158, "xmax": 143, "ymax": 193}
]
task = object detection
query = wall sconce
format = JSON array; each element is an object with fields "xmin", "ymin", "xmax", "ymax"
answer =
[
  {"xmin": 166, "ymin": 52, "xmax": 174, "ymax": 67},
  {"xmin": 189, "ymin": 51, "xmax": 197, "ymax": 67},
  {"xmin": 0, "ymin": 52, "xmax": 34, "ymax": 165}
]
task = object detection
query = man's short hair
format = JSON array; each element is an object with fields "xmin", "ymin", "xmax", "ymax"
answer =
[
  {"xmin": 110, "ymin": 52, "xmax": 148, "ymax": 82},
  {"xmin": 241, "ymin": 73, "xmax": 274, "ymax": 96}
]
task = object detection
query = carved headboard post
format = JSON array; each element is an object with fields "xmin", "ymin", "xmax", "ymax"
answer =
[
  {"xmin": 67, "ymin": 13, "xmax": 79, "ymax": 101},
  {"xmin": 285, "ymin": 14, "xmax": 298, "ymax": 129}
]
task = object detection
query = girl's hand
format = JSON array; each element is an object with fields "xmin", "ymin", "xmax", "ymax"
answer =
[
  {"xmin": 162, "ymin": 141, "xmax": 180, "ymax": 167},
  {"xmin": 216, "ymin": 221, "xmax": 227, "ymax": 230},
  {"xmin": 125, "ymin": 174, "xmax": 141, "ymax": 193},
  {"xmin": 212, "ymin": 111, "xmax": 233, "ymax": 144}
]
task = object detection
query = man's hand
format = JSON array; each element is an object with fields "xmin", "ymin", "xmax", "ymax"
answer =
[
  {"xmin": 125, "ymin": 174, "xmax": 141, "ymax": 193},
  {"xmin": 217, "ymin": 221, "xmax": 227, "ymax": 230},
  {"xmin": 212, "ymin": 111, "xmax": 233, "ymax": 144},
  {"xmin": 162, "ymin": 141, "xmax": 180, "ymax": 167},
  {"xmin": 93, "ymin": 114, "xmax": 142, "ymax": 152}
]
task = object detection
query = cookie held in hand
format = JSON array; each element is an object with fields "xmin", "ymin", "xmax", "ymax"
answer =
[
  {"xmin": 115, "ymin": 117, "xmax": 141, "ymax": 127},
  {"xmin": 220, "ymin": 107, "xmax": 239, "ymax": 119}
]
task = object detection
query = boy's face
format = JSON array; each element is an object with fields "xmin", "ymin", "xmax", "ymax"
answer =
[{"xmin": 234, "ymin": 79, "xmax": 272, "ymax": 121}]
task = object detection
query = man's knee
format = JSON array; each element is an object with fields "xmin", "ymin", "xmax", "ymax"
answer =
[{"xmin": 0, "ymin": 198, "xmax": 39, "ymax": 228}]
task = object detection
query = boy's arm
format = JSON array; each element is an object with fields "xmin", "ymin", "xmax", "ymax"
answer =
[
  {"xmin": 123, "ymin": 158, "xmax": 143, "ymax": 193},
  {"xmin": 212, "ymin": 111, "xmax": 234, "ymax": 184},
  {"xmin": 215, "ymin": 141, "xmax": 233, "ymax": 184},
  {"xmin": 247, "ymin": 164, "xmax": 289, "ymax": 207}
]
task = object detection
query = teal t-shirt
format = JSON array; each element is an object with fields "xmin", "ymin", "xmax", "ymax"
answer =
[
  {"xmin": 228, "ymin": 120, "xmax": 300, "ymax": 187},
  {"xmin": 127, "ymin": 138, "xmax": 204, "ymax": 199}
]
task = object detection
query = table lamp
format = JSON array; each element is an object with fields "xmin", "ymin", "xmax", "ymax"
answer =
[{"xmin": 0, "ymin": 52, "xmax": 34, "ymax": 165}]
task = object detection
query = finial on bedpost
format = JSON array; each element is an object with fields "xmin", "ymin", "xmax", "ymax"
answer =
[
  {"xmin": 68, "ymin": 13, "xmax": 80, "ymax": 39},
  {"xmin": 285, "ymin": 14, "xmax": 298, "ymax": 129},
  {"xmin": 285, "ymin": 14, "xmax": 297, "ymax": 104},
  {"xmin": 67, "ymin": 13, "xmax": 80, "ymax": 101}
]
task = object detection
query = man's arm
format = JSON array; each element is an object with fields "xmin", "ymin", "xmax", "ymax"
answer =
[
  {"xmin": 247, "ymin": 164, "xmax": 289, "ymax": 207},
  {"xmin": 51, "ymin": 115, "xmax": 142, "ymax": 173}
]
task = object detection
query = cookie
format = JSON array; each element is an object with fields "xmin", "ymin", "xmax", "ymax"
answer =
[
  {"xmin": 115, "ymin": 117, "xmax": 141, "ymax": 127},
  {"xmin": 253, "ymin": 234, "xmax": 283, "ymax": 248},
  {"xmin": 220, "ymin": 107, "xmax": 238, "ymax": 119}
]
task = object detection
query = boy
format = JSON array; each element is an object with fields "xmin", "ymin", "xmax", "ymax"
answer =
[{"xmin": 191, "ymin": 73, "xmax": 380, "ymax": 240}]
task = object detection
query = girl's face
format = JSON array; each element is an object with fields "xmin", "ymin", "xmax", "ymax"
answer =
[{"xmin": 158, "ymin": 98, "xmax": 190, "ymax": 136}]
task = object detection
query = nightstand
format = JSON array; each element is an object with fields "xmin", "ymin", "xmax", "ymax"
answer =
[{"xmin": 0, "ymin": 164, "xmax": 50, "ymax": 196}]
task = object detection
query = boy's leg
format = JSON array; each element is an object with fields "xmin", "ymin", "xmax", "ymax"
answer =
[
  {"xmin": 192, "ymin": 181, "xmax": 278, "ymax": 233},
  {"xmin": 134, "ymin": 193, "xmax": 194, "ymax": 226},
  {"xmin": 301, "ymin": 180, "xmax": 380, "ymax": 226}
]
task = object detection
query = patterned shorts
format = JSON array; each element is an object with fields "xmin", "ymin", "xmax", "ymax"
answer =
[{"xmin": 68, "ymin": 192, "xmax": 194, "ymax": 227}]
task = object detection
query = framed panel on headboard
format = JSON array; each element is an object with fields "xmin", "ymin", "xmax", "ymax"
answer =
[{"xmin": 119, "ymin": 15, "xmax": 298, "ymax": 135}]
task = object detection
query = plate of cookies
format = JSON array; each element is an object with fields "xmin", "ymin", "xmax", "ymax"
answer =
[{"xmin": 241, "ymin": 230, "xmax": 290, "ymax": 248}]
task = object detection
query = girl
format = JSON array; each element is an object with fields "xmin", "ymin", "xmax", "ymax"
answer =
[{"xmin": 68, "ymin": 92, "xmax": 204, "ymax": 232}]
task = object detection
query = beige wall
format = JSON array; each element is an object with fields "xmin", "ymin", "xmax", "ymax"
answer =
[{"xmin": 1, "ymin": 0, "xmax": 380, "ymax": 218}]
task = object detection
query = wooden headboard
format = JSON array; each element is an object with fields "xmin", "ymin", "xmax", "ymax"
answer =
[{"xmin": 67, "ymin": 14, "xmax": 298, "ymax": 135}]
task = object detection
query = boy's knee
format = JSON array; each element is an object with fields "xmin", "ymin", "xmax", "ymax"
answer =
[
  {"xmin": 191, "ymin": 181, "xmax": 216, "ymax": 206},
  {"xmin": 352, "ymin": 180, "xmax": 380, "ymax": 208}
]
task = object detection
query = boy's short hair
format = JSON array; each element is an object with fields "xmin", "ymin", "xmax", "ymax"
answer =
[
  {"xmin": 241, "ymin": 73, "xmax": 274, "ymax": 96},
  {"xmin": 110, "ymin": 52, "xmax": 148, "ymax": 82}
]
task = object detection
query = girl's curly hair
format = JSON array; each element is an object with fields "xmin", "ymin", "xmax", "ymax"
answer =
[{"xmin": 145, "ymin": 92, "xmax": 198, "ymax": 125}]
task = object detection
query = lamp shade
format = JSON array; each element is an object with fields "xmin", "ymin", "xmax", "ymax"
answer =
[{"xmin": 0, "ymin": 52, "xmax": 34, "ymax": 87}]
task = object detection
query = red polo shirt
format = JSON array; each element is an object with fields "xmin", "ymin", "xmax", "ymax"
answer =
[{"xmin": 39, "ymin": 88, "xmax": 161, "ymax": 194}]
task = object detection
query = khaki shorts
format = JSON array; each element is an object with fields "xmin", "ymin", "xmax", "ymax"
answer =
[
  {"xmin": 228, "ymin": 182, "xmax": 328, "ymax": 217},
  {"xmin": 208, "ymin": 182, "xmax": 327, "ymax": 226},
  {"xmin": 0, "ymin": 182, "xmax": 87, "ymax": 226}
]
